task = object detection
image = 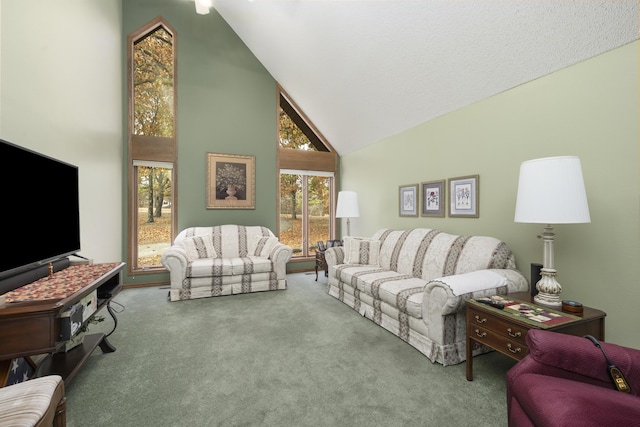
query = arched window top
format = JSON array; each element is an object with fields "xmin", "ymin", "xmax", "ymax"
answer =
[{"xmin": 132, "ymin": 21, "xmax": 175, "ymax": 137}]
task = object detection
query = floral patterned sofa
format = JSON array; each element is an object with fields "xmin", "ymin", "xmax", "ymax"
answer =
[
  {"xmin": 161, "ymin": 225, "xmax": 292, "ymax": 302},
  {"xmin": 324, "ymin": 228, "xmax": 528, "ymax": 366}
]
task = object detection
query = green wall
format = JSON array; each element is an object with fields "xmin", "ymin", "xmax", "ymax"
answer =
[
  {"xmin": 123, "ymin": 2, "xmax": 279, "ymax": 286},
  {"xmin": 339, "ymin": 42, "xmax": 639, "ymax": 348}
]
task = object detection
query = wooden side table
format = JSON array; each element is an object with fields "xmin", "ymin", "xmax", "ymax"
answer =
[
  {"xmin": 315, "ymin": 251, "xmax": 327, "ymax": 281},
  {"xmin": 465, "ymin": 292, "xmax": 606, "ymax": 381}
]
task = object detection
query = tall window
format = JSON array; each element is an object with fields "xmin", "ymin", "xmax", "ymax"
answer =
[
  {"xmin": 280, "ymin": 171, "xmax": 333, "ymax": 257},
  {"xmin": 278, "ymin": 87, "xmax": 337, "ymax": 259},
  {"xmin": 127, "ymin": 18, "xmax": 177, "ymax": 273}
]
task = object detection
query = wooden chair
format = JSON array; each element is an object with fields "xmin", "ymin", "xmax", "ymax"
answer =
[{"xmin": 0, "ymin": 374, "xmax": 66, "ymax": 427}]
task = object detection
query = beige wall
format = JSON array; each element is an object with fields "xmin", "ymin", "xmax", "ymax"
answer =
[
  {"xmin": 339, "ymin": 41, "xmax": 639, "ymax": 348},
  {"xmin": 0, "ymin": 0, "xmax": 123, "ymax": 264}
]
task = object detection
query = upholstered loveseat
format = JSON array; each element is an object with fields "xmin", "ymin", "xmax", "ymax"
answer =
[
  {"xmin": 325, "ymin": 228, "xmax": 528, "ymax": 366},
  {"xmin": 161, "ymin": 225, "xmax": 292, "ymax": 302}
]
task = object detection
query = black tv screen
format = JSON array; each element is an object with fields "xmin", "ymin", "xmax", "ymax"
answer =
[{"xmin": 0, "ymin": 139, "xmax": 80, "ymax": 282}]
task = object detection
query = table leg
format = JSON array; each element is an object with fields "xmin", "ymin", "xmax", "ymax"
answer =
[{"xmin": 466, "ymin": 336, "xmax": 473, "ymax": 381}]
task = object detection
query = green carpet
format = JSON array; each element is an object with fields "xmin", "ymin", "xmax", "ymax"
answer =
[{"xmin": 65, "ymin": 272, "xmax": 516, "ymax": 426}]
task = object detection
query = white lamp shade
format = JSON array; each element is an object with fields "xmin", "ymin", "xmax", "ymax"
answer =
[
  {"xmin": 336, "ymin": 191, "xmax": 360, "ymax": 218},
  {"xmin": 514, "ymin": 156, "xmax": 591, "ymax": 224}
]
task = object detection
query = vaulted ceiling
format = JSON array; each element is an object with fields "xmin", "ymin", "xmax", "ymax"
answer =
[{"xmin": 212, "ymin": 0, "xmax": 639, "ymax": 155}]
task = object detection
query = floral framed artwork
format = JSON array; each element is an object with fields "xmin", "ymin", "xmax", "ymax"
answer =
[
  {"xmin": 421, "ymin": 179, "xmax": 445, "ymax": 217},
  {"xmin": 207, "ymin": 153, "xmax": 255, "ymax": 209},
  {"xmin": 399, "ymin": 184, "xmax": 419, "ymax": 217},
  {"xmin": 448, "ymin": 174, "xmax": 479, "ymax": 218}
]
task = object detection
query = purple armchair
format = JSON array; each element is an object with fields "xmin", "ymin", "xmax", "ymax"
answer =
[{"xmin": 506, "ymin": 329, "xmax": 640, "ymax": 427}]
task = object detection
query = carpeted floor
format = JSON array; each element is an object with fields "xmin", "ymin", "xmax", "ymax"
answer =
[{"xmin": 65, "ymin": 272, "xmax": 516, "ymax": 426}]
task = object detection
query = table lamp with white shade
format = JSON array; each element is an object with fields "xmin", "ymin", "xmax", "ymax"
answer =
[
  {"xmin": 336, "ymin": 191, "xmax": 360, "ymax": 237},
  {"xmin": 514, "ymin": 156, "xmax": 591, "ymax": 307}
]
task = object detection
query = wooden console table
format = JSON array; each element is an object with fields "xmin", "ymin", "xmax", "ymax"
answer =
[
  {"xmin": 0, "ymin": 262, "xmax": 125, "ymax": 386},
  {"xmin": 465, "ymin": 292, "xmax": 605, "ymax": 381}
]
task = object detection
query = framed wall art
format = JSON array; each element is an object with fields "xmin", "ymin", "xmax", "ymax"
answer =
[
  {"xmin": 448, "ymin": 174, "xmax": 479, "ymax": 218},
  {"xmin": 207, "ymin": 153, "xmax": 255, "ymax": 209},
  {"xmin": 399, "ymin": 184, "xmax": 419, "ymax": 217},
  {"xmin": 421, "ymin": 179, "xmax": 445, "ymax": 217}
]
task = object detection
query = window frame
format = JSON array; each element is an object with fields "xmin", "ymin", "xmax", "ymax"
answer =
[
  {"xmin": 127, "ymin": 17, "xmax": 178, "ymax": 275},
  {"xmin": 277, "ymin": 85, "xmax": 338, "ymax": 261}
]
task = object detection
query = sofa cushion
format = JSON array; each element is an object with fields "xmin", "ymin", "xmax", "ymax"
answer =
[
  {"xmin": 188, "ymin": 257, "xmax": 274, "ymax": 277},
  {"xmin": 180, "ymin": 235, "xmax": 217, "ymax": 261},
  {"xmin": 344, "ymin": 237, "xmax": 381, "ymax": 266},
  {"xmin": 334, "ymin": 264, "xmax": 426, "ymax": 318},
  {"xmin": 249, "ymin": 236, "xmax": 279, "ymax": 258}
]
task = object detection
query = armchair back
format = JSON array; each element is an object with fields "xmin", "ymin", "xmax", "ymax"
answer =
[{"xmin": 177, "ymin": 225, "xmax": 275, "ymax": 259}]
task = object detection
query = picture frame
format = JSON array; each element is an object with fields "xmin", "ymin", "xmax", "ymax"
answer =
[
  {"xmin": 399, "ymin": 184, "xmax": 419, "ymax": 217},
  {"xmin": 448, "ymin": 174, "xmax": 479, "ymax": 218},
  {"xmin": 207, "ymin": 153, "xmax": 255, "ymax": 209},
  {"xmin": 420, "ymin": 179, "xmax": 446, "ymax": 217}
]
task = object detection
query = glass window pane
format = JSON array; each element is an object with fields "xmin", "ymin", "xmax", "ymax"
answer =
[
  {"xmin": 136, "ymin": 165, "xmax": 173, "ymax": 268},
  {"xmin": 308, "ymin": 176, "xmax": 330, "ymax": 254},
  {"xmin": 280, "ymin": 173, "xmax": 303, "ymax": 256},
  {"xmin": 133, "ymin": 26, "xmax": 174, "ymax": 137},
  {"xmin": 279, "ymin": 107, "xmax": 316, "ymax": 151}
]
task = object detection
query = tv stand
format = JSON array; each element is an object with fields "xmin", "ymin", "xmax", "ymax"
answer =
[{"xmin": 0, "ymin": 262, "xmax": 125, "ymax": 386}]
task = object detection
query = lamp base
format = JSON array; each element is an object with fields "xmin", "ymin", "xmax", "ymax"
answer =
[{"xmin": 533, "ymin": 268, "xmax": 562, "ymax": 308}]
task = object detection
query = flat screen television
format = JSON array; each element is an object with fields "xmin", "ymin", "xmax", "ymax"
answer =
[{"xmin": 0, "ymin": 139, "xmax": 81, "ymax": 289}]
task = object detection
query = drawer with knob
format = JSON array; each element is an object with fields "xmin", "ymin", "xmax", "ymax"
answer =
[
  {"xmin": 467, "ymin": 307, "xmax": 528, "ymax": 346},
  {"xmin": 469, "ymin": 323, "xmax": 529, "ymax": 361}
]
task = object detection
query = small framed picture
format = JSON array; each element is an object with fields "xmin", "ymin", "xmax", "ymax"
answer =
[
  {"xmin": 421, "ymin": 180, "xmax": 445, "ymax": 217},
  {"xmin": 448, "ymin": 175, "xmax": 479, "ymax": 218},
  {"xmin": 399, "ymin": 184, "xmax": 419, "ymax": 217}
]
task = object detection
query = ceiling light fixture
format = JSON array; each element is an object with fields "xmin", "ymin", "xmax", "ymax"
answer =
[{"xmin": 195, "ymin": 0, "xmax": 211, "ymax": 15}]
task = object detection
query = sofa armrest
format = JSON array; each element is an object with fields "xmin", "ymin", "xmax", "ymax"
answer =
[
  {"xmin": 324, "ymin": 246, "xmax": 345, "ymax": 270},
  {"xmin": 421, "ymin": 268, "xmax": 528, "ymax": 347},
  {"xmin": 160, "ymin": 246, "xmax": 189, "ymax": 287},
  {"xmin": 269, "ymin": 243, "xmax": 293, "ymax": 279},
  {"xmin": 423, "ymin": 268, "xmax": 528, "ymax": 317}
]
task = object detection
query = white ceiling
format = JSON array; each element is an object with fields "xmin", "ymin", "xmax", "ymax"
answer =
[{"xmin": 211, "ymin": 0, "xmax": 639, "ymax": 155}]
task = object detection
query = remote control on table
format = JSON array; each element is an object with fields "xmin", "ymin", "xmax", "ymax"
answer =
[{"xmin": 476, "ymin": 299, "xmax": 505, "ymax": 309}]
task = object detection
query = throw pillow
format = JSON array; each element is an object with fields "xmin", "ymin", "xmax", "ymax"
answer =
[
  {"xmin": 343, "ymin": 237, "xmax": 380, "ymax": 266},
  {"xmin": 250, "ymin": 236, "xmax": 279, "ymax": 258},
  {"xmin": 180, "ymin": 235, "xmax": 217, "ymax": 261}
]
